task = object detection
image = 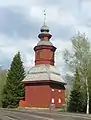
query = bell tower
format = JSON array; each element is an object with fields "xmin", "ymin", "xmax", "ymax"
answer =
[
  {"xmin": 20, "ymin": 10, "xmax": 66, "ymax": 108},
  {"xmin": 34, "ymin": 13, "xmax": 56, "ymax": 65},
  {"xmin": 34, "ymin": 9, "xmax": 56, "ymax": 65}
]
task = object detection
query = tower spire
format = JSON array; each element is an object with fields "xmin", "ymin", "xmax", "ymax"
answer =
[
  {"xmin": 44, "ymin": 9, "xmax": 46, "ymax": 25},
  {"xmin": 38, "ymin": 9, "xmax": 52, "ymax": 39}
]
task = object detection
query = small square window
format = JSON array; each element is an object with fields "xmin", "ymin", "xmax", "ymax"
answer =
[
  {"xmin": 58, "ymin": 90, "xmax": 61, "ymax": 92},
  {"xmin": 52, "ymin": 89, "xmax": 54, "ymax": 91}
]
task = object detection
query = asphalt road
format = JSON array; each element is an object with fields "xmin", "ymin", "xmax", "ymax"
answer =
[{"xmin": 0, "ymin": 109, "xmax": 91, "ymax": 120}]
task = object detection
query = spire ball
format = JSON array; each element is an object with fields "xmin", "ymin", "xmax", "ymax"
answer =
[
  {"xmin": 40, "ymin": 8, "xmax": 50, "ymax": 32},
  {"xmin": 40, "ymin": 24, "xmax": 49, "ymax": 32},
  {"xmin": 38, "ymin": 9, "xmax": 52, "ymax": 39}
]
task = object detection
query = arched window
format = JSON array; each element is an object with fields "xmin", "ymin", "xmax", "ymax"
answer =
[
  {"xmin": 51, "ymin": 98, "xmax": 54, "ymax": 103},
  {"xmin": 58, "ymin": 98, "xmax": 61, "ymax": 103}
]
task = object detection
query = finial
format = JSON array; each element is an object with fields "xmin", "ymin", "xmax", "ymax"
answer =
[{"xmin": 44, "ymin": 8, "xmax": 46, "ymax": 25}]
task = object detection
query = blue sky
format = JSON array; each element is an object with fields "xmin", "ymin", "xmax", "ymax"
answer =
[{"xmin": 0, "ymin": 0, "xmax": 91, "ymax": 75}]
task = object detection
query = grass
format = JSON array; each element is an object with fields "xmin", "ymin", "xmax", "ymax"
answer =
[{"xmin": 57, "ymin": 108, "xmax": 66, "ymax": 112}]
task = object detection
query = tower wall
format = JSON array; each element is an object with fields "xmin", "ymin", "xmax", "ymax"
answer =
[
  {"xmin": 25, "ymin": 85, "xmax": 51, "ymax": 108},
  {"xmin": 34, "ymin": 46, "xmax": 56, "ymax": 65},
  {"xmin": 19, "ymin": 82, "xmax": 65, "ymax": 108}
]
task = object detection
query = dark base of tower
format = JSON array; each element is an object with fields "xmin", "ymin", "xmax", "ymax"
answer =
[
  {"xmin": 19, "ymin": 98, "xmax": 65, "ymax": 109},
  {"xmin": 19, "ymin": 101, "xmax": 64, "ymax": 109}
]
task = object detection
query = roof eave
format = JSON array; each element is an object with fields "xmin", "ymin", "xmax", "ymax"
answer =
[{"xmin": 22, "ymin": 80, "xmax": 67, "ymax": 85}]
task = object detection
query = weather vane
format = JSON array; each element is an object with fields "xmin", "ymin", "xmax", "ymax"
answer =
[{"xmin": 44, "ymin": 9, "xmax": 46, "ymax": 25}]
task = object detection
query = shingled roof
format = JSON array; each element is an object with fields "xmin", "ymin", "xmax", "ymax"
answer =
[{"xmin": 22, "ymin": 64, "xmax": 66, "ymax": 85}]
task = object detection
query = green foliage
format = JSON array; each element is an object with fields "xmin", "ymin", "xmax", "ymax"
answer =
[
  {"xmin": 87, "ymin": 63, "xmax": 91, "ymax": 113},
  {"xmin": 68, "ymin": 89, "xmax": 81, "ymax": 112},
  {"xmin": 68, "ymin": 69, "xmax": 86, "ymax": 113},
  {"xmin": 64, "ymin": 33, "xmax": 91, "ymax": 113},
  {"xmin": 68, "ymin": 69, "xmax": 81, "ymax": 112},
  {"xmin": 0, "ymin": 68, "xmax": 7, "ymax": 106},
  {"xmin": 2, "ymin": 52, "xmax": 25, "ymax": 108},
  {"xmin": 64, "ymin": 33, "xmax": 91, "ymax": 74}
]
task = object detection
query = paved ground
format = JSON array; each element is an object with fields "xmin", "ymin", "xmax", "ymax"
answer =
[{"xmin": 0, "ymin": 109, "xmax": 91, "ymax": 120}]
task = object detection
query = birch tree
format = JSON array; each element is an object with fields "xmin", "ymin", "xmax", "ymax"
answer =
[{"xmin": 64, "ymin": 33, "xmax": 91, "ymax": 114}]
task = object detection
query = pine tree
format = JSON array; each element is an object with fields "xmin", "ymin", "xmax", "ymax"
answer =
[
  {"xmin": 67, "ymin": 69, "xmax": 82, "ymax": 112},
  {"xmin": 2, "ymin": 52, "xmax": 25, "ymax": 108},
  {"xmin": 0, "ymin": 68, "xmax": 7, "ymax": 107},
  {"xmin": 68, "ymin": 89, "xmax": 81, "ymax": 112}
]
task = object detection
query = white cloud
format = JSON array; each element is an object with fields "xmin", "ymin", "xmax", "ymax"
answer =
[
  {"xmin": 30, "ymin": 5, "xmax": 77, "ymax": 27},
  {"xmin": 0, "ymin": 31, "xmax": 72, "ymax": 74},
  {"xmin": 81, "ymin": 0, "xmax": 91, "ymax": 18},
  {"xmin": 0, "ymin": 34, "xmax": 37, "ymax": 68},
  {"xmin": 0, "ymin": 0, "xmax": 36, "ymax": 7},
  {"xmin": 0, "ymin": 0, "xmax": 91, "ymax": 75},
  {"xmin": 51, "ymin": 39, "xmax": 72, "ymax": 74}
]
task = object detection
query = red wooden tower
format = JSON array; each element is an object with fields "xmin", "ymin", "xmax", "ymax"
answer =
[{"xmin": 20, "ymin": 22, "xmax": 66, "ymax": 108}]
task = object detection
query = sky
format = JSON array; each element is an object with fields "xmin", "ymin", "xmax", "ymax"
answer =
[{"xmin": 0, "ymin": 0, "xmax": 91, "ymax": 75}]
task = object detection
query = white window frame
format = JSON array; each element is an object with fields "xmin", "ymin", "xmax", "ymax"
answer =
[
  {"xmin": 58, "ymin": 90, "xmax": 61, "ymax": 92},
  {"xmin": 51, "ymin": 98, "xmax": 54, "ymax": 103},
  {"xmin": 52, "ymin": 89, "xmax": 54, "ymax": 91},
  {"xmin": 58, "ymin": 98, "xmax": 61, "ymax": 103}
]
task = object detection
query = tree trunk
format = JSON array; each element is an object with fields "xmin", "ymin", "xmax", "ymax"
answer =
[{"xmin": 86, "ymin": 77, "xmax": 89, "ymax": 114}]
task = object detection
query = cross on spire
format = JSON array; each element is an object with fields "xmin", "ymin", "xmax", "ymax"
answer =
[{"xmin": 44, "ymin": 9, "xmax": 46, "ymax": 25}]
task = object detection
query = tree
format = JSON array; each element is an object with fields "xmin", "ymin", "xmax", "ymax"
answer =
[
  {"xmin": 2, "ymin": 52, "xmax": 25, "ymax": 108},
  {"xmin": 87, "ymin": 62, "xmax": 91, "ymax": 113},
  {"xmin": 64, "ymin": 33, "xmax": 91, "ymax": 114},
  {"xmin": 67, "ymin": 69, "xmax": 83, "ymax": 112},
  {"xmin": 0, "ymin": 67, "xmax": 7, "ymax": 106},
  {"xmin": 68, "ymin": 90, "xmax": 81, "ymax": 112}
]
